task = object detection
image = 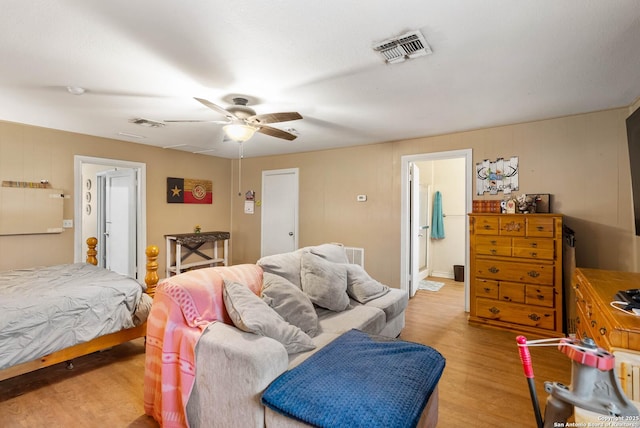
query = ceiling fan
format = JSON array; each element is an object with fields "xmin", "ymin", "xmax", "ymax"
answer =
[{"xmin": 166, "ymin": 97, "xmax": 302, "ymax": 142}]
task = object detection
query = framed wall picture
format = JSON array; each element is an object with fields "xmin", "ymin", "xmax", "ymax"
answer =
[{"xmin": 528, "ymin": 194, "xmax": 551, "ymax": 213}]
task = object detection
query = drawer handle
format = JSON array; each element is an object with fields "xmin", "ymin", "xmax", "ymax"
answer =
[
  {"xmin": 576, "ymin": 316, "xmax": 580, "ymax": 325},
  {"xmin": 536, "ymin": 226, "xmax": 544, "ymax": 231},
  {"xmin": 483, "ymin": 225, "xmax": 492, "ymax": 230},
  {"xmin": 503, "ymin": 296, "xmax": 512, "ymax": 302},
  {"xmin": 527, "ymin": 270, "xmax": 540, "ymax": 278},
  {"xmin": 483, "ymin": 287, "xmax": 491, "ymax": 293},
  {"xmin": 599, "ymin": 327, "xmax": 607, "ymax": 336},
  {"xmin": 591, "ymin": 320, "xmax": 596, "ymax": 328},
  {"xmin": 490, "ymin": 240, "xmax": 497, "ymax": 245},
  {"xmin": 488, "ymin": 266, "xmax": 500, "ymax": 274},
  {"xmin": 530, "ymin": 252, "xmax": 538, "ymax": 257},
  {"xmin": 490, "ymin": 249, "xmax": 497, "ymax": 255},
  {"xmin": 489, "ymin": 306, "xmax": 500, "ymax": 315},
  {"xmin": 530, "ymin": 242, "xmax": 538, "ymax": 248},
  {"xmin": 528, "ymin": 313, "xmax": 541, "ymax": 322},
  {"xmin": 536, "ymin": 294, "xmax": 544, "ymax": 300}
]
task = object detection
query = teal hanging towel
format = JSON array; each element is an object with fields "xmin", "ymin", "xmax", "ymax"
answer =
[{"xmin": 431, "ymin": 191, "xmax": 445, "ymax": 239}]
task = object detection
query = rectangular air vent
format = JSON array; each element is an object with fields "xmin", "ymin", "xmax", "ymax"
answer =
[
  {"xmin": 373, "ymin": 30, "xmax": 432, "ymax": 64},
  {"xmin": 344, "ymin": 246, "xmax": 365, "ymax": 268}
]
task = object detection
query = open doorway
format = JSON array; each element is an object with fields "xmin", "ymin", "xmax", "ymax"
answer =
[
  {"xmin": 400, "ymin": 149, "xmax": 472, "ymax": 311},
  {"xmin": 73, "ymin": 156, "xmax": 147, "ymax": 281}
]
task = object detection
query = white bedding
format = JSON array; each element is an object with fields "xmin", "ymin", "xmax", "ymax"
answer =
[{"xmin": 0, "ymin": 263, "xmax": 150, "ymax": 370}]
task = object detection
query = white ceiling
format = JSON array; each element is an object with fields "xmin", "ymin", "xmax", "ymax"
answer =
[{"xmin": 1, "ymin": 1, "xmax": 640, "ymax": 159}]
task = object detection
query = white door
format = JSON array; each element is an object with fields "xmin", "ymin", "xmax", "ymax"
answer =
[
  {"xmin": 261, "ymin": 168, "xmax": 299, "ymax": 257},
  {"xmin": 98, "ymin": 169, "xmax": 137, "ymax": 277}
]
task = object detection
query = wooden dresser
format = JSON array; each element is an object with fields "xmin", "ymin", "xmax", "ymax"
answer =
[
  {"xmin": 573, "ymin": 268, "xmax": 640, "ymax": 353},
  {"xmin": 468, "ymin": 213, "xmax": 563, "ymax": 337}
]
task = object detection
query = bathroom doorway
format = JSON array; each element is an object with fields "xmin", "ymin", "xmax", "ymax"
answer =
[{"xmin": 400, "ymin": 149, "xmax": 472, "ymax": 311}]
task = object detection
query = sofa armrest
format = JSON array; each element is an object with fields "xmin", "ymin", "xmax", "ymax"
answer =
[{"xmin": 186, "ymin": 321, "xmax": 289, "ymax": 428}]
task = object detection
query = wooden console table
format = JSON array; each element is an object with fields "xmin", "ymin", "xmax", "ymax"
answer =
[{"xmin": 165, "ymin": 231, "xmax": 230, "ymax": 277}]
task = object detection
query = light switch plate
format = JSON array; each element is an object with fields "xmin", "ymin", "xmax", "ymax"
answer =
[
  {"xmin": 63, "ymin": 219, "xmax": 73, "ymax": 228},
  {"xmin": 357, "ymin": 194, "xmax": 367, "ymax": 202}
]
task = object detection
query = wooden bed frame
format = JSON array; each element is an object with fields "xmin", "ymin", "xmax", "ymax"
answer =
[{"xmin": 0, "ymin": 237, "xmax": 159, "ymax": 382}]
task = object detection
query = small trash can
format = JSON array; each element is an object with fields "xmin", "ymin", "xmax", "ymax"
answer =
[{"xmin": 453, "ymin": 265, "xmax": 464, "ymax": 282}]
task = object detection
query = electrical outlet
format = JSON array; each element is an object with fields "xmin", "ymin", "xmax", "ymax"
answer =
[
  {"xmin": 357, "ymin": 195, "xmax": 367, "ymax": 202},
  {"xmin": 63, "ymin": 219, "xmax": 73, "ymax": 228}
]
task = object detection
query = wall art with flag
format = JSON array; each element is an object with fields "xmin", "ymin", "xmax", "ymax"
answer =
[{"xmin": 167, "ymin": 177, "xmax": 213, "ymax": 204}]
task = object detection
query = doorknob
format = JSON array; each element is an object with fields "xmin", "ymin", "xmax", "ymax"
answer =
[{"xmin": 289, "ymin": 232, "xmax": 294, "ymax": 236}]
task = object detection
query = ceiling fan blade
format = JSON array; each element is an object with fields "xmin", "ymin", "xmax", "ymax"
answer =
[
  {"xmin": 248, "ymin": 112, "xmax": 302, "ymax": 125},
  {"xmin": 257, "ymin": 125, "xmax": 298, "ymax": 141},
  {"xmin": 164, "ymin": 119, "xmax": 230, "ymax": 124},
  {"xmin": 194, "ymin": 97, "xmax": 234, "ymax": 119}
]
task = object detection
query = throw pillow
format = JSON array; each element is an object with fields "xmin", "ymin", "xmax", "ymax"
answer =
[
  {"xmin": 261, "ymin": 272, "xmax": 319, "ymax": 337},
  {"xmin": 257, "ymin": 249, "xmax": 307, "ymax": 289},
  {"xmin": 300, "ymin": 252, "xmax": 350, "ymax": 312},
  {"xmin": 222, "ymin": 279, "xmax": 316, "ymax": 354},
  {"xmin": 345, "ymin": 264, "xmax": 390, "ymax": 304},
  {"xmin": 309, "ymin": 243, "xmax": 349, "ymax": 264}
]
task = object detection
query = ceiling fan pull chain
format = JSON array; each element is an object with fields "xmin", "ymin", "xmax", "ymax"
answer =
[{"xmin": 238, "ymin": 143, "xmax": 243, "ymax": 196}]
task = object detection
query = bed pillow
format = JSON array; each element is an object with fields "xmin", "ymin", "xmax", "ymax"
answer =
[
  {"xmin": 346, "ymin": 264, "xmax": 390, "ymax": 304},
  {"xmin": 309, "ymin": 243, "xmax": 349, "ymax": 264},
  {"xmin": 261, "ymin": 272, "xmax": 319, "ymax": 337},
  {"xmin": 300, "ymin": 252, "xmax": 350, "ymax": 312},
  {"xmin": 222, "ymin": 280, "xmax": 316, "ymax": 354}
]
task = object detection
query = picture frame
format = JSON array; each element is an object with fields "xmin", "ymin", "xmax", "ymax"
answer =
[{"xmin": 528, "ymin": 194, "xmax": 551, "ymax": 213}]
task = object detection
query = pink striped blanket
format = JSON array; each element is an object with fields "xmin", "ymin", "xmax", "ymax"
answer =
[{"xmin": 143, "ymin": 264, "xmax": 263, "ymax": 428}]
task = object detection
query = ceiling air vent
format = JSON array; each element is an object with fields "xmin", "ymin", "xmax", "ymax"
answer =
[
  {"xmin": 373, "ymin": 30, "xmax": 432, "ymax": 64},
  {"xmin": 129, "ymin": 117, "xmax": 165, "ymax": 128}
]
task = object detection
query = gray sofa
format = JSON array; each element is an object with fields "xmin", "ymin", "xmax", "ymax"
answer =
[{"xmin": 184, "ymin": 243, "xmax": 418, "ymax": 427}]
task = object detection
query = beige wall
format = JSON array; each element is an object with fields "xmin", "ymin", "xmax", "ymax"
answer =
[
  {"xmin": 232, "ymin": 107, "xmax": 640, "ymax": 287},
  {"xmin": 0, "ymin": 120, "xmax": 231, "ymax": 276},
  {"xmin": 2, "ymin": 105, "xmax": 639, "ymax": 286}
]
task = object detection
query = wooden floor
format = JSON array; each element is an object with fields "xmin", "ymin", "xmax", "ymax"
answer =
[{"xmin": 0, "ymin": 278, "xmax": 571, "ymax": 427}]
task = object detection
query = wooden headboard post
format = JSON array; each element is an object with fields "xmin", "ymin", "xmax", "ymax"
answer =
[
  {"xmin": 86, "ymin": 237, "xmax": 98, "ymax": 265},
  {"xmin": 145, "ymin": 245, "xmax": 159, "ymax": 298}
]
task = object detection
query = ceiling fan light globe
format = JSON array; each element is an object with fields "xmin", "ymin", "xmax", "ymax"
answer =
[{"xmin": 223, "ymin": 124, "xmax": 257, "ymax": 142}]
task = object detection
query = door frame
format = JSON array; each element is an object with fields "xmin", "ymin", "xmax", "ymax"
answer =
[
  {"xmin": 400, "ymin": 149, "xmax": 472, "ymax": 311},
  {"xmin": 73, "ymin": 155, "xmax": 147, "ymax": 280},
  {"xmin": 260, "ymin": 168, "xmax": 299, "ymax": 257}
]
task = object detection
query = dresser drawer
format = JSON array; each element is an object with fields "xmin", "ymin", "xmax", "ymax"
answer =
[
  {"xmin": 525, "ymin": 284, "xmax": 555, "ymax": 308},
  {"xmin": 526, "ymin": 217, "xmax": 555, "ymax": 237},
  {"xmin": 475, "ymin": 279, "xmax": 499, "ymax": 299},
  {"xmin": 475, "ymin": 259, "xmax": 554, "ymax": 285},
  {"xmin": 512, "ymin": 238, "xmax": 555, "ymax": 260},
  {"xmin": 499, "ymin": 281, "xmax": 525, "ymax": 303},
  {"xmin": 476, "ymin": 236, "xmax": 511, "ymax": 256},
  {"xmin": 476, "ymin": 298, "xmax": 555, "ymax": 330},
  {"xmin": 475, "ymin": 216, "xmax": 500, "ymax": 234}
]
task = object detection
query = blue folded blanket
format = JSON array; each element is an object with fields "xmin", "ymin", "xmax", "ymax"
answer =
[{"xmin": 262, "ymin": 329, "xmax": 445, "ymax": 428}]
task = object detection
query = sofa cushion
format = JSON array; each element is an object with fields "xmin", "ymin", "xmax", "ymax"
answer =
[
  {"xmin": 345, "ymin": 264, "xmax": 390, "ymax": 304},
  {"xmin": 261, "ymin": 272, "xmax": 319, "ymax": 337},
  {"xmin": 315, "ymin": 305, "xmax": 386, "ymax": 336},
  {"xmin": 257, "ymin": 249, "xmax": 307, "ymax": 289},
  {"xmin": 364, "ymin": 288, "xmax": 409, "ymax": 322},
  {"xmin": 222, "ymin": 280, "xmax": 316, "ymax": 354},
  {"xmin": 300, "ymin": 252, "xmax": 350, "ymax": 312},
  {"xmin": 309, "ymin": 243, "xmax": 349, "ymax": 264}
]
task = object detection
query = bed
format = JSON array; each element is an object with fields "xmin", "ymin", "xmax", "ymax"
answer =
[{"xmin": 0, "ymin": 237, "xmax": 159, "ymax": 381}]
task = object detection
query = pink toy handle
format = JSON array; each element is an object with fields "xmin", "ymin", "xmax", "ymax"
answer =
[{"xmin": 517, "ymin": 335, "xmax": 535, "ymax": 378}]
